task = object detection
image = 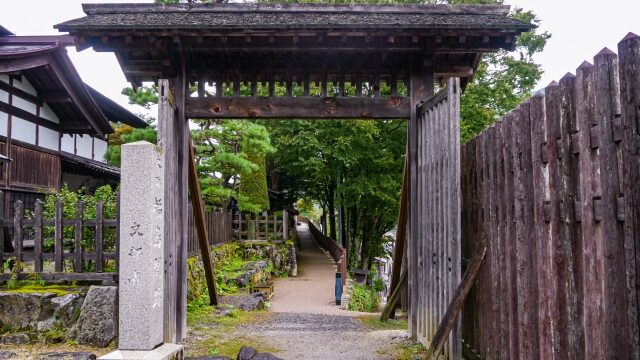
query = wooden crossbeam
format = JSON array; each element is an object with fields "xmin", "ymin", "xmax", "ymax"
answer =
[
  {"xmin": 188, "ymin": 137, "xmax": 218, "ymax": 306},
  {"xmin": 185, "ymin": 96, "xmax": 410, "ymax": 119}
]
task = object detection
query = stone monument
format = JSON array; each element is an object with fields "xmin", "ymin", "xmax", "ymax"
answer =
[{"xmin": 100, "ymin": 141, "xmax": 183, "ymax": 360}]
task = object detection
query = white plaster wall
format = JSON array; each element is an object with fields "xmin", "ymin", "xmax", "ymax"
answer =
[
  {"xmin": 40, "ymin": 103, "xmax": 60, "ymax": 124},
  {"xmin": 93, "ymin": 137, "xmax": 108, "ymax": 162},
  {"xmin": 0, "ymin": 74, "xmax": 8, "ymax": 84},
  {"xmin": 0, "ymin": 111, "xmax": 7, "ymax": 137},
  {"xmin": 75, "ymin": 134, "xmax": 93, "ymax": 159},
  {"xmin": 38, "ymin": 126, "xmax": 59, "ymax": 151},
  {"xmin": 61, "ymin": 134, "xmax": 75, "ymax": 153},
  {"xmin": 0, "ymin": 88, "xmax": 8, "ymax": 103},
  {"xmin": 11, "ymin": 117, "xmax": 36, "ymax": 144},
  {"xmin": 12, "ymin": 95, "xmax": 37, "ymax": 115},
  {"xmin": 11, "ymin": 76, "xmax": 37, "ymax": 96}
]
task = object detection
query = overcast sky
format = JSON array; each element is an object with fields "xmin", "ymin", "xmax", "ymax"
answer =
[{"xmin": 1, "ymin": 0, "xmax": 638, "ymax": 117}]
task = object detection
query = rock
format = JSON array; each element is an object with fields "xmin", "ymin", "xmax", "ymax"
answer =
[
  {"xmin": 253, "ymin": 354, "xmax": 283, "ymax": 360},
  {"xmin": 0, "ymin": 333, "xmax": 29, "ymax": 344},
  {"xmin": 0, "ymin": 351, "xmax": 17, "ymax": 359},
  {"xmin": 52, "ymin": 294, "xmax": 81, "ymax": 328},
  {"xmin": 73, "ymin": 286, "xmax": 117, "ymax": 347},
  {"xmin": 216, "ymin": 305, "xmax": 234, "ymax": 317},
  {"xmin": 36, "ymin": 317, "xmax": 55, "ymax": 332},
  {"xmin": 238, "ymin": 293, "xmax": 265, "ymax": 312},
  {"xmin": 237, "ymin": 347, "xmax": 257, "ymax": 360},
  {"xmin": 39, "ymin": 352, "xmax": 96, "ymax": 360},
  {"xmin": 0, "ymin": 292, "xmax": 55, "ymax": 329}
]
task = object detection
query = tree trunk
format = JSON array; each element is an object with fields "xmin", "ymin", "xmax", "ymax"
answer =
[{"xmin": 327, "ymin": 185, "xmax": 337, "ymax": 241}]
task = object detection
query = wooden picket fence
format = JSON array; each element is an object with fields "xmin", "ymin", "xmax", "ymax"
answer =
[
  {"xmin": 0, "ymin": 191, "xmax": 119, "ymax": 282},
  {"xmin": 186, "ymin": 210, "xmax": 290, "ymax": 256},
  {"xmin": 460, "ymin": 36, "xmax": 640, "ymax": 359},
  {"xmin": 232, "ymin": 211, "xmax": 289, "ymax": 242}
]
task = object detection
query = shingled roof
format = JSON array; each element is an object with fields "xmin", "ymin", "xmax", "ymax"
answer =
[
  {"xmin": 55, "ymin": 3, "xmax": 534, "ymax": 90},
  {"xmin": 56, "ymin": 3, "xmax": 531, "ymax": 31}
]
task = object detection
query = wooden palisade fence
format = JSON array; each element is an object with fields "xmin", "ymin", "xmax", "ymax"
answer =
[
  {"xmin": 460, "ymin": 34, "xmax": 640, "ymax": 359},
  {"xmin": 0, "ymin": 191, "xmax": 119, "ymax": 282}
]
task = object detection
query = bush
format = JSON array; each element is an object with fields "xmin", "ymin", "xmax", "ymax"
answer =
[{"xmin": 348, "ymin": 284, "xmax": 379, "ymax": 312}]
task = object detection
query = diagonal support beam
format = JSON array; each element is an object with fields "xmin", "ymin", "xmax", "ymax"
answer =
[
  {"xmin": 188, "ymin": 136, "xmax": 218, "ymax": 306},
  {"xmin": 426, "ymin": 242, "xmax": 487, "ymax": 360}
]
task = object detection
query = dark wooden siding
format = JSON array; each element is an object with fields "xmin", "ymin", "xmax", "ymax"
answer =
[{"xmin": 8, "ymin": 143, "xmax": 59, "ymax": 191}]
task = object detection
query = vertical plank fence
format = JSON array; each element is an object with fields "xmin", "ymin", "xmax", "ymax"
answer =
[
  {"xmin": 460, "ymin": 35, "xmax": 640, "ymax": 359},
  {"xmin": 0, "ymin": 190, "xmax": 119, "ymax": 282},
  {"xmin": 410, "ymin": 78, "xmax": 461, "ymax": 357}
]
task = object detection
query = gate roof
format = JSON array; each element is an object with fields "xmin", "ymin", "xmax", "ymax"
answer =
[{"xmin": 56, "ymin": 3, "xmax": 533, "ymax": 88}]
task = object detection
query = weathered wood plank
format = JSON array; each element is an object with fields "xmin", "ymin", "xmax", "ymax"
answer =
[
  {"xmin": 74, "ymin": 201, "xmax": 84, "ymax": 273},
  {"xmin": 185, "ymin": 96, "xmax": 410, "ymax": 119},
  {"xmin": 559, "ymin": 72, "xmax": 585, "ymax": 358},
  {"xmin": 54, "ymin": 199, "xmax": 63, "ymax": 273},
  {"xmin": 530, "ymin": 92, "xmax": 555, "ymax": 359},
  {"xmin": 543, "ymin": 80, "xmax": 563, "ymax": 360},
  {"xmin": 618, "ymin": 33, "xmax": 640, "ymax": 360},
  {"xmin": 13, "ymin": 201, "xmax": 23, "ymax": 269},
  {"xmin": 576, "ymin": 61, "xmax": 606, "ymax": 359},
  {"xmin": 593, "ymin": 48, "xmax": 628, "ymax": 358},
  {"xmin": 34, "ymin": 200, "xmax": 43, "ymax": 273},
  {"xmin": 157, "ymin": 78, "xmax": 177, "ymax": 343},
  {"xmin": 95, "ymin": 200, "xmax": 104, "ymax": 273}
]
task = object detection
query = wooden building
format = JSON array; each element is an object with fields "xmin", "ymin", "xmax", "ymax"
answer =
[{"xmin": 0, "ymin": 27, "xmax": 147, "ymax": 216}]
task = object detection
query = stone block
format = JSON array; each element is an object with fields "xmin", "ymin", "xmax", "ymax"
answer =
[
  {"xmin": 98, "ymin": 343, "xmax": 183, "ymax": 360},
  {"xmin": 39, "ymin": 352, "xmax": 96, "ymax": 360},
  {"xmin": 74, "ymin": 286, "xmax": 117, "ymax": 347},
  {"xmin": 118, "ymin": 141, "xmax": 165, "ymax": 350}
]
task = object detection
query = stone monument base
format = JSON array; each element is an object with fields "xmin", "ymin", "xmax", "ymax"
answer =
[{"xmin": 98, "ymin": 343, "xmax": 183, "ymax": 360}]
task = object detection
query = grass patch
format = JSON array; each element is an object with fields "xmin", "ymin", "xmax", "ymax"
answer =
[
  {"xmin": 379, "ymin": 341, "xmax": 428, "ymax": 360},
  {"xmin": 0, "ymin": 283, "xmax": 84, "ymax": 297},
  {"xmin": 187, "ymin": 300, "xmax": 274, "ymax": 358},
  {"xmin": 194, "ymin": 335, "xmax": 278, "ymax": 358},
  {"xmin": 357, "ymin": 315, "xmax": 408, "ymax": 331}
]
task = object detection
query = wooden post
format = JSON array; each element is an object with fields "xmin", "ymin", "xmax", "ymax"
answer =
[
  {"xmin": 54, "ymin": 199, "xmax": 63, "ymax": 272},
  {"xmin": 427, "ymin": 243, "xmax": 486, "ymax": 360},
  {"xmin": 74, "ymin": 201, "xmax": 83, "ymax": 273},
  {"xmin": 408, "ymin": 57, "xmax": 434, "ymax": 340},
  {"xmin": 283, "ymin": 209, "xmax": 288, "ymax": 240},
  {"xmin": 188, "ymin": 139, "xmax": 218, "ymax": 306},
  {"xmin": 13, "ymin": 201, "xmax": 23, "ymax": 269},
  {"xmin": 96, "ymin": 200, "xmax": 104, "ymax": 273},
  {"xmin": 0, "ymin": 190, "xmax": 4, "ymax": 272},
  {"xmin": 34, "ymin": 200, "xmax": 43, "ymax": 272}
]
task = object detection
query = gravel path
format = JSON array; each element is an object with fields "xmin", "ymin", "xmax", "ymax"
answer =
[{"xmin": 240, "ymin": 223, "xmax": 409, "ymax": 359}]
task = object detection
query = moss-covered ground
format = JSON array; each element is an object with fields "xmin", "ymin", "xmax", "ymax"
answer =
[{"xmin": 185, "ymin": 293, "xmax": 277, "ymax": 358}]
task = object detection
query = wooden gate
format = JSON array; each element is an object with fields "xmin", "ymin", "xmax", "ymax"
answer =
[{"xmin": 408, "ymin": 77, "xmax": 462, "ymax": 358}]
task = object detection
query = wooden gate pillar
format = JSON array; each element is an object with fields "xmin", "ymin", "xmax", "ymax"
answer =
[
  {"xmin": 157, "ymin": 64, "xmax": 189, "ymax": 343},
  {"xmin": 408, "ymin": 57, "xmax": 434, "ymax": 340}
]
